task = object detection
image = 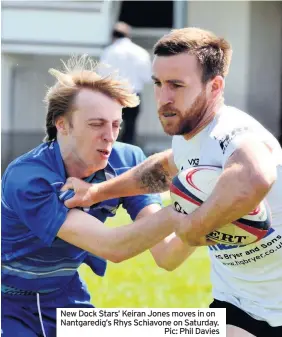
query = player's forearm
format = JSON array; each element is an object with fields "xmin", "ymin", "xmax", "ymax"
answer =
[
  {"xmin": 177, "ymin": 141, "xmax": 277, "ymax": 243},
  {"xmin": 182, "ymin": 163, "xmax": 274, "ymax": 239},
  {"xmin": 58, "ymin": 207, "xmax": 178, "ymax": 263},
  {"xmin": 90, "ymin": 149, "xmax": 174, "ymax": 203},
  {"xmin": 109, "ymin": 206, "xmax": 177, "ymax": 262},
  {"xmin": 150, "ymin": 234, "xmax": 196, "ymax": 271}
]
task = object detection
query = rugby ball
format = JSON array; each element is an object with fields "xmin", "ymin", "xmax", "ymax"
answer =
[{"xmin": 170, "ymin": 166, "xmax": 271, "ymax": 246}]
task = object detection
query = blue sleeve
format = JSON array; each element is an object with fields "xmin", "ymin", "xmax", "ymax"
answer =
[
  {"xmin": 121, "ymin": 147, "xmax": 162, "ymax": 220},
  {"xmin": 5, "ymin": 165, "xmax": 69, "ymax": 246}
]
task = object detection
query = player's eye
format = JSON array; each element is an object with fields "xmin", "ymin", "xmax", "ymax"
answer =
[
  {"xmin": 113, "ymin": 123, "xmax": 121, "ymax": 129},
  {"xmin": 153, "ymin": 81, "xmax": 161, "ymax": 87},
  {"xmin": 171, "ymin": 83, "xmax": 183, "ymax": 89},
  {"xmin": 89, "ymin": 123, "xmax": 103, "ymax": 128}
]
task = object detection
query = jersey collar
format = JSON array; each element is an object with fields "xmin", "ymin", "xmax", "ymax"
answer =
[{"xmin": 52, "ymin": 140, "xmax": 117, "ymax": 181}]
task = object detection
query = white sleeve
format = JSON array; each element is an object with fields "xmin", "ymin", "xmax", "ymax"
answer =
[{"xmin": 217, "ymin": 127, "xmax": 259, "ymax": 167}]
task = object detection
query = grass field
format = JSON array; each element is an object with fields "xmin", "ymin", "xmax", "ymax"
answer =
[{"xmin": 79, "ymin": 200, "xmax": 212, "ymax": 308}]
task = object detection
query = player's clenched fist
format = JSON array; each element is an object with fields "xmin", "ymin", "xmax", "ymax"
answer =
[{"xmin": 61, "ymin": 177, "xmax": 98, "ymax": 208}]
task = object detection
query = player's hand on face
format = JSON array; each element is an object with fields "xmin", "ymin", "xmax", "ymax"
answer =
[{"xmin": 61, "ymin": 177, "xmax": 97, "ymax": 208}]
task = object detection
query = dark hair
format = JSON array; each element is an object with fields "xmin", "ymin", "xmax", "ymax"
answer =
[
  {"xmin": 153, "ymin": 27, "xmax": 232, "ymax": 83},
  {"xmin": 112, "ymin": 30, "xmax": 127, "ymax": 39}
]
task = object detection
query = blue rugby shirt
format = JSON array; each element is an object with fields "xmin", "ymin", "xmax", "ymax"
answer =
[{"xmin": 1, "ymin": 140, "xmax": 161, "ymax": 294}]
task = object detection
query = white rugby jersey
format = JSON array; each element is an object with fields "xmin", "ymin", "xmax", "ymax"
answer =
[{"xmin": 172, "ymin": 105, "xmax": 282, "ymax": 326}]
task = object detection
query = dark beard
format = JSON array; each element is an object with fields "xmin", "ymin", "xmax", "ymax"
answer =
[{"xmin": 174, "ymin": 90, "xmax": 208, "ymax": 135}]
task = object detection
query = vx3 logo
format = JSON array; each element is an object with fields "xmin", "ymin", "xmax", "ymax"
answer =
[{"xmin": 188, "ymin": 158, "xmax": 199, "ymax": 166}]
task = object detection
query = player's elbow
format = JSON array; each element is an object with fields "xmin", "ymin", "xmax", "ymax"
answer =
[
  {"xmin": 106, "ymin": 252, "xmax": 127, "ymax": 264},
  {"xmin": 262, "ymin": 167, "xmax": 277, "ymax": 189},
  {"xmin": 106, "ymin": 249, "xmax": 136, "ymax": 263},
  {"xmin": 158, "ymin": 263, "xmax": 177, "ymax": 272},
  {"xmin": 258, "ymin": 175, "xmax": 276, "ymax": 193},
  {"xmin": 250, "ymin": 169, "xmax": 276, "ymax": 198},
  {"xmin": 108, "ymin": 257, "xmax": 124, "ymax": 264},
  {"xmin": 154, "ymin": 257, "xmax": 178, "ymax": 271}
]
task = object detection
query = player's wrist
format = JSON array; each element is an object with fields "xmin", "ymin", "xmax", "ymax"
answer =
[
  {"xmin": 89, "ymin": 182, "xmax": 107, "ymax": 204},
  {"xmin": 166, "ymin": 205, "xmax": 185, "ymax": 227}
]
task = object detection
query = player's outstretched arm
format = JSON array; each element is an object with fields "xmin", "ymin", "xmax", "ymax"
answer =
[
  {"xmin": 176, "ymin": 138, "xmax": 277, "ymax": 246},
  {"xmin": 57, "ymin": 205, "xmax": 185, "ymax": 263},
  {"xmin": 135, "ymin": 204, "xmax": 196, "ymax": 271},
  {"xmin": 150, "ymin": 233, "xmax": 196, "ymax": 271},
  {"xmin": 62, "ymin": 149, "xmax": 177, "ymax": 208}
]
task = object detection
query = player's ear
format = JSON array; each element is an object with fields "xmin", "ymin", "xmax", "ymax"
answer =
[
  {"xmin": 55, "ymin": 116, "xmax": 69, "ymax": 135},
  {"xmin": 209, "ymin": 75, "xmax": 224, "ymax": 98}
]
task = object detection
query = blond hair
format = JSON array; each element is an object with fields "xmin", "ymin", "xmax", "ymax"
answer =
[
  {"xmin": 44, "ymin": 55, "xmax": 139, "ymax": 142},
  {"xmin": 154, "ymin": 27, "xmax": 232, "ymax": 82}
]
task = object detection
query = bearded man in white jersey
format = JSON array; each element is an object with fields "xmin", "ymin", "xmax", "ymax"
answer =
[{"xmin": 61, "ymin": 28, "xmax": 282, "ymax": 337}]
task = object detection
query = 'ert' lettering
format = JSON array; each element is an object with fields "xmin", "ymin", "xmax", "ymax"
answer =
[{"xmin": 207, "ymin": 230, "xmax": 247, "ymax": 244}]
